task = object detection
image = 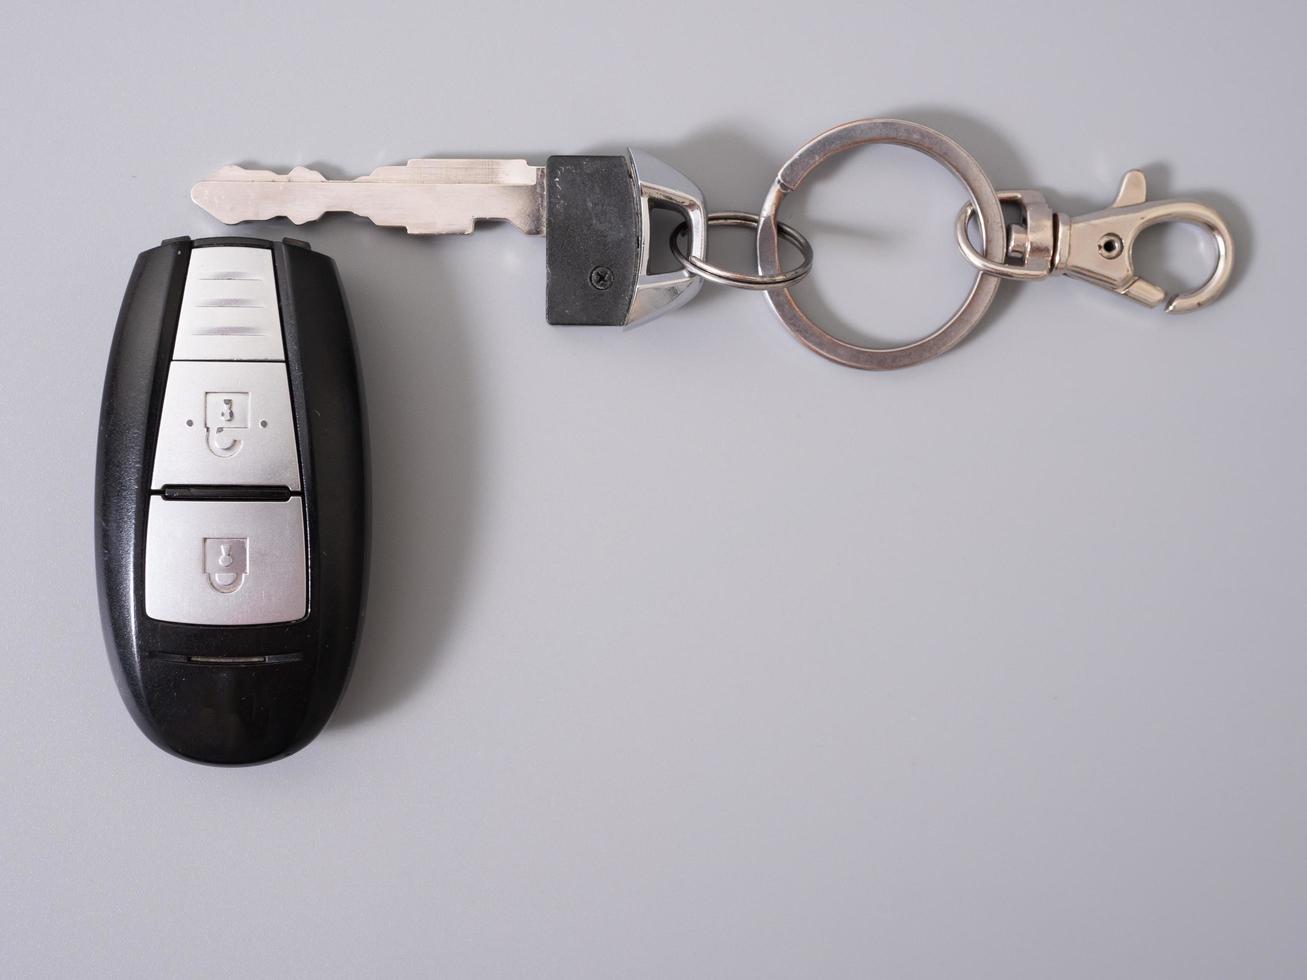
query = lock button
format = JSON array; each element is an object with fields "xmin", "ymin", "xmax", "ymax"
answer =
[
  {"xmin": 151, "ymin": 361, "xmax": 300, "ymax": 489},
  {"xmin": 144, "ymin": 497, "xmax": 306, "ymax": 626}
]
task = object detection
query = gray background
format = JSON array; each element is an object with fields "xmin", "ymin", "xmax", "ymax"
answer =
[{"xmin": 2, "ymin": 1, "xmax": 1303, "ymax": 976}]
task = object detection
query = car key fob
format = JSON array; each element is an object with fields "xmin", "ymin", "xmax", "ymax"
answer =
[{"xmin": 96, "ymin": 236, "xmax": 367, "ymax": 764}]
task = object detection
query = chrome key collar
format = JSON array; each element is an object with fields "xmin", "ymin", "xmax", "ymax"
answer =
[
  {"xmin": 625, "ymin": 149, "xmax": 707, "ymax": 326},
  {"xmin": 757, "ymin": 118, "xmax": 1006, "ymax": 371}
]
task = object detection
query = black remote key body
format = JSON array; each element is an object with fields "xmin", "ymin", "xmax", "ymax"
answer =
[{"xmin": 96, "ymin": 236, "xmax": 367, "ymax": 765}]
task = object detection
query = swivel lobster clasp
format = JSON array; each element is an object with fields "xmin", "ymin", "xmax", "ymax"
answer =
[{"xmin": 955, "ymin": 170, "xmax": 1235, "ymax": 313}]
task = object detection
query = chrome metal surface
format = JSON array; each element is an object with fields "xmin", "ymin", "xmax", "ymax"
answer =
[
  {"xmin": 757, "ymin": 118, "xmax": 1005, "ymax": 370},
  {"xmin": 624, "ymin": 149, "xmax": 707, "ymax": 326},
  {"xmin": 669, "ymin": 211, "xmax": 814, "ymax": 290},
  {"xmin": 174, "ymin": 246, "xmax": 285, "ymax": 360},
  {"xmin": 954, "ymin": 170, "xmax": 1235, "ymax": 312},
  {"xmin": 192, "ymin": 160, "xmax": 546, "ymax": 235},
  {"xmin": 144, "ymin": 497, "xmax": 307, "ymax": 626},
  {"xmin": 151, "ymin": 361, "xmax": 301, "ymax": 490}
]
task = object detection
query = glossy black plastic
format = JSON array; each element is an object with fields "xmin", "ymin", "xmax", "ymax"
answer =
[{"xmin": 96, "ymin": 237, "xmax": 367, "ymax": 765}]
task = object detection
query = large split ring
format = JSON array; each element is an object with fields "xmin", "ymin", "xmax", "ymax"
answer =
[{"xmin": 756, "ymin": 118, "xmax": 1006, "ymax": 370}]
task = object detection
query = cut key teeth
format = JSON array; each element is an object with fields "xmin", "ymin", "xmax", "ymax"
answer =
[
  {"xmin": 205, "ymin": 164, "xmax": 327, "ymax": 182},
  {"xmin": 190, "ymin": 159, "xmax": 546, "ymax": 234},
  {"xmin": 192, "ymin": 165, "xmax": 333, "ymax": 225}
]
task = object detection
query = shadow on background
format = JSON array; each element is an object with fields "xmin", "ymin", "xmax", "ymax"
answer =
[
  {"xmin": 315, "ymin": 113, "xmax": 1251, "ymax": 727},
  {"xmin": 321, "ymin": 115, "xmax": 1029, "ymax": 727},
  {"xmin": 222, "ymin": 157, "xmax": 488, "ymax": 729},
  {"xmin": 1125, "ymin": 162, "xmax": 1252, "ymax": 304},
  {"xmin": 329, "ymin": 228, "xmax": 483, "ymax": 729}
]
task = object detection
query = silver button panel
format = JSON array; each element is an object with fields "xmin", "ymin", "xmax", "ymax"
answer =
[
  {"xmin": 144, "ymin": 243, "xmax": 308, "ymax": 627},
  {"xmin": 144, "ymin": 497, "xmax": 307, "ymax": 625},
  {"xmin": 174, "ymin": 246, "xmax": 284, "ymax": 361},
  {"xmin": 151, "ymin": 360, "xmax": 300, "ymax": 490}
]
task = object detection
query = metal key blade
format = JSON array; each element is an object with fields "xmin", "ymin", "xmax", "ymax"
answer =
[{"xmin": 191, "ymin": 160, "xmax": 545, "ymax": 235}]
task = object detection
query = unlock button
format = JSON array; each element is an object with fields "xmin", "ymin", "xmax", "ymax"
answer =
[{"xmin": 152, "ymin": 362, "xmax": 300, "ymax": 489}]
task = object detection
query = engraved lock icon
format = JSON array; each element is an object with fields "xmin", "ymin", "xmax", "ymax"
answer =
[
  {"xmin": 204, "ymin": 391, "xmax": 250, "ymax": 458},
  {"xmin": 204, "ymin": 537, "xmax": 249, "ymax": 594}
]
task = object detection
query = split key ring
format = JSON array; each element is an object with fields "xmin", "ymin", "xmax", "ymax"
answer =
[
  {"xmin": 757, "ymin": 118, "xmax": 1006, "ymax": 371},
  {"xmin": 669, "ymin": 210, "xmax": 814, "ymax": 291}
]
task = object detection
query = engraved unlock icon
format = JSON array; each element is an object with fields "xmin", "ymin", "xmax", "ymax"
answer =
[{"xmin": 204, "ymin": 391, "xmax": 250, "ymax": 458}]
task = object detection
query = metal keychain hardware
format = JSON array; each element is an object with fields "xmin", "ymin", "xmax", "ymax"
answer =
[
  {"xmin": 952, "ymin": 170, "xmax": 1232, "ymax": 313},
  {"xmin": 669, "ymin": 211, "xmax": 814, "ymax": 290},
  {"xmin": 191, "ymin": 116, "xmax": 1235, "ymax": 370}
]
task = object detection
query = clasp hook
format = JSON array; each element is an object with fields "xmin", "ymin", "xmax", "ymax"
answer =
[{"xmin": 955, "ymin": 170, "xmax": 1234, "ymax": 313}]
